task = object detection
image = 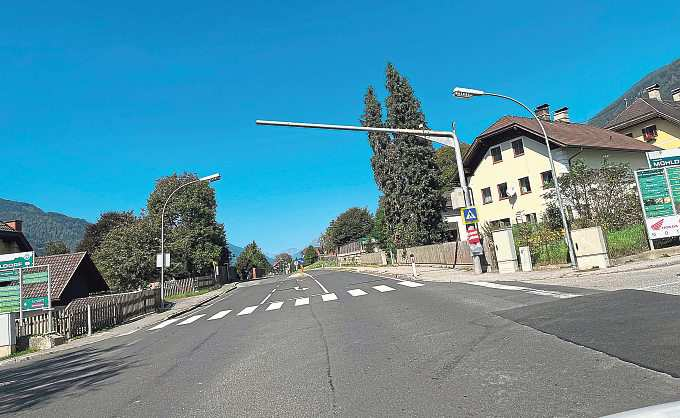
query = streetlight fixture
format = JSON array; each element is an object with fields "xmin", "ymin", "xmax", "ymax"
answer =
[
  {"xmin": 160, "ymin": 172, "xmax": 221, "ymax": 308},
  {"xmin": 452, "ymin": 87, "xmax": 577, "ymax": 266},
  {"xmin": 255, "ymin": 119, "xmax": 484, "ymax": 274}
]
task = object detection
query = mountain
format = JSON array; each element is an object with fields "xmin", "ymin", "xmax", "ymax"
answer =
[
  {"xmin": 0, "ymin": 198, "xmax": 90, "ymax": 255},
  {"xmin": 589, "ymin": 58, "xmax": 680, "ymax": 127}
]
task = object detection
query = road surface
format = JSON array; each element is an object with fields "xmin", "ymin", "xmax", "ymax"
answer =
[{"xmin": 2, "ymin": 270, "xmax": 680, "ymax": 417}]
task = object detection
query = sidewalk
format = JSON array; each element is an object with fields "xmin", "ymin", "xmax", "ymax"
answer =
[
  {"xmin": 0, "ymin": 283, "xmax": 237, "ymax": 367},
  {"xmin": 332, "ymin": 251, "xmax": 680, "ymax": 294}
]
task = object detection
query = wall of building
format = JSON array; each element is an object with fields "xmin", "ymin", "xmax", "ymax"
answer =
[
  {"xmin": 0, "ymin": 240, "xmax": 21, "ymax": 255},
  {"xmin": 468, "ymin": 136, "xmax": 648, "ymax": 228},
  {"xmin": 620, "ymin": 118, "xmax": 680, "ymax": 149}
]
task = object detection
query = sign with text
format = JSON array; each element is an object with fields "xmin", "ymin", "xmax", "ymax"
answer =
[
  {"xmin": 636, "ymin": 167, "xmax": 680, "ymax": 240},
  {"xmin": 0, "ymin": 251, "xmax": 34, "ymax": 270},
  {"xmin": 647, "ymin": 149, "xmax": 680, "ymax": 169}
]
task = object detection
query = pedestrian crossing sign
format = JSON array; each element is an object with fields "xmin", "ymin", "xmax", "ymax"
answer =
[{"xmin": 461, "ymin": 207, "xmax": 478, "ymax": 225}]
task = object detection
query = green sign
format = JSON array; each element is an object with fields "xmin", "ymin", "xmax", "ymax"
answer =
[
  {"xmin": 0, "ymin": 251, "xmax": 34, "ymax": 270},
  {"xmin": 0, "ymin": 285, "xmax": 20, "ymax": 313},
  {"xmin": 637, "ymin": 169, "xmax": 674, "ymax": 218},
  {"xmin": 22, "ymin": 271, "xmax": 49, "ymax": 285},
  {"xmin": 22, "ymin": 296, "xmax": 48, "ymax": 310},
  {"xmin": 0, "ymin": 269, "xmax": 18, "ymax": 283}
]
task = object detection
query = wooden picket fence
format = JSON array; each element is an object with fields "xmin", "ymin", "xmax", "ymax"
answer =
[{"xmin": 163, "ymin": 276, "xmax": 217, "ymax": 297}]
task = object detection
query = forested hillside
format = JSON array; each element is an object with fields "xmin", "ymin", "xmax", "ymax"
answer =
[{"xmin": 0, "ymin": 198, "xmax": 89, "ymax": 255}]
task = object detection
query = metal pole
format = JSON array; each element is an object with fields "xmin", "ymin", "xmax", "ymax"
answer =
[
  {"xmin": 481, "ymin": 93, "xmax": 577, "ymax": 267},
  {"xmin": 18, "ymin": 268, "xmax": 23, "ymax": 321},
  {"xmin": 47, "ymin": 265, "xmax": 52, "ymax": 333},
  {"xmin": 87, "ymin": 304, "xmax": 92, "ymax": 336},
  {"xmin": 256, "ymin": 119, "xmax": 484, "ymax": 274}
]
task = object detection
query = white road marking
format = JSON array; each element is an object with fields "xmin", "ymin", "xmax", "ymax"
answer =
[
  {"xmin": 398, "ymin": 280, "xmax": 424, "ymax": 288},
  {"xmin": 207, "ymin": 310, "xmax": 232, "ymax": 320},
  {"xmin": 465, "ymin": 281, "xmax": 580, "ymax": 299},
  {"xmin": 373, "ymin": 285, "xmax": 395, "ymax": 293},
  {"xmin": 637, "ymin": 280, "xmax": 680, "ymax": 290},
  {"xmin": 347, "ymin": 289, "xmax": 367, "ymax": 297},
  {"xmin": 266, "ymin": 301, "xmax": 284, "ymax": 311},
  {"xmin": 237, "ymin": 306, "xmax": 258, "ymax": 316},
  {"xmin": 117, "ymin": 329, "xmax": 140, "ymax": 337},
  {"xmin": 321, "ymin": 293, "xmax": 338, "ymax": 302},
  {"xmin": 295, "ymin": 297, "xmax": 310, "ymax": 306},
  {"xmin": 260, "ymin": 291, "xmax": 274, "ymax": 305},
  {"xmin": 149, "ymin": 318, "xmax": 182, "ymax": 330},
  {"xmin": 178, "ymin": 314, "xmax": 206, "ymax": 325},
  {"xmin": 312, "ymin": 277, "xmax": 329, "ymax": 293}
]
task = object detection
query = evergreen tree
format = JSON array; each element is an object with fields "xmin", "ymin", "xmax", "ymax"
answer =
[
  {"xmin": 361, "ymin": 64, "xmax": 445, "ymax": 248},
  {"xmin": 235, "ymin": 241, "xmax": 271, "ymax": 280},
  {"xmin": 44, "ymin": 240, "xmax": 71, "ymax": 255}
]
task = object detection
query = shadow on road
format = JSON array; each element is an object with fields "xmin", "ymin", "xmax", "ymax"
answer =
[{"xmin": 0, "ymin": 343, "xmax": 137, "ymax": 415}]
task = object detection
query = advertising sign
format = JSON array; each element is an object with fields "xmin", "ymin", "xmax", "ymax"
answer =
[
  {"xmin": 636, "ymin": 167, "xmax": 680, "ymax": 240},
  {"xmin": 0, "ymin": 251, "xmax": 34, "ymax": 270},
  {"xmin": 647, "ymin": 149, "xmax": 680, "ymax": 169}
]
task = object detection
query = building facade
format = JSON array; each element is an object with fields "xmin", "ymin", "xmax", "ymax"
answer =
[
  {"xmin": 464, "ymin": 108, "xmax": 658, "ymax": 228},
  {"xmin": 605, "ymin": 84, "xmax": 680, "ymax": 149}
]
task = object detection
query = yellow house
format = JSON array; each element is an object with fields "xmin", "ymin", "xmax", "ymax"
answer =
[
  {"xmin": 605, "ymin": 84, "xmax": 680, "ymax": 149},
  {"xmin": 464, "ymin": 107, "xmax": 658, "ymax": 229}
]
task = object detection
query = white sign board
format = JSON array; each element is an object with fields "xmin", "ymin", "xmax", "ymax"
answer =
[
  {"xmin": 0, "ymin": 251, "xmax": 34, "ymax": 270},
  {"xmin": 647, "ymin": 149, "xmax": 680, "ymax": 169},
  {"xmin": 645, "ymin": 216, "xmax": 680, "ymax": 239},
  {"xmin": 156, "ymin": 253, "xmax": 170, "ymax": 268}
]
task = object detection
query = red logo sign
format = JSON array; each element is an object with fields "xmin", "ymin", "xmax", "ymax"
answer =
[{"xmin": 651, "ymin": 219, "xmax": 664, "ymax": 230}]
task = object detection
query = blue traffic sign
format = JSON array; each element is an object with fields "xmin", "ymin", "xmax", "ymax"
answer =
[{"xmin": 461, "ymin": 207, "xmax": 478, "ymax": 224}]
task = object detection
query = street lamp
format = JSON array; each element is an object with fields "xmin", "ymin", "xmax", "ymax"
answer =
[
  {"xmin": 452, "ymin": 87, "xmax": 577, "ymax": 266},
  {"xmin": 255, "ymin": 119, "xmax": 484, "ymax": 274},
  {"xmin": 160, "ymin": 173, "xmax": 221, "ymax": 308}
]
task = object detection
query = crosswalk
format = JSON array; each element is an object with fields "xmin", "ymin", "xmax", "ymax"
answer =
[{"xmin": 148, "ymin": 280, "xmax": 425, "ymax": 331}]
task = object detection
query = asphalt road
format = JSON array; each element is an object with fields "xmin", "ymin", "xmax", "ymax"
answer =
[{"xmin": 2, "ymin": 270, "xmax": 680, "ymax": 417}]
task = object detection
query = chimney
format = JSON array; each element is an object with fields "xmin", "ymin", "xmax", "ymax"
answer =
[
  {"xmin": 4, "ymin": 220, "xmax": 22, "ymax": 232},
  {"xmin": 646, "ymin": 83, "xmax": 661, "ymax": 101},
  {"xmin": 672, "ymin": 87, "xmax": 680, "ymax": 103},
  {"xmin": 535, "ymin": 104, "xmax": 551, "ymax": 121},
  {"xmin": 554, "ymin": 106, "xmax": 570, "ymax": 123}
]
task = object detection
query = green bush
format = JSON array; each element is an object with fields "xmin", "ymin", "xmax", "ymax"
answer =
[
  {"xmin": 606, "ymin": 224, "xmax": 649, "ymax": 258},
  {"xmin": 512, "ymin": 223, "xmax": 568, "ymax": 266}
]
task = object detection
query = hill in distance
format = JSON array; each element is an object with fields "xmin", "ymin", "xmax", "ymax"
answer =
[
  {"xmin": 590, "ymin": 58, "xmax": 680, "ymax": 127},
  {"xmin": 0, "ymin": 198, "xmax": 89, "ymax": 255}
]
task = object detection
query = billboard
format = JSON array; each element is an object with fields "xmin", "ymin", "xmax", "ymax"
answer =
[
  {"xmin": 636, "ymin": 167, "xmax": 680, "ymax": 240},
  {"xmin": 647, "ymin": 149, "xmax": 680, "ymax": 169}
]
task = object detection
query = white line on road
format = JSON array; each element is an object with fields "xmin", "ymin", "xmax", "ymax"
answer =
[
  {"xmin": 178, "ymin": 314, "xmax": 206, "ymax": 325},
  {"xmin": 304, "ymin": 272, "xmax": 330, "ymax": 294},
  {"xmin": 208, "ymin": 310, "xmax": 232, "ymax": 320},
  {"xmin": 465, "ymin": 281, "xmax": 580, "ymax": 299},
  {"xmin": 347, "ymin": 289, "xmax": 367, "ymax": 297},
  {"xmin": 117, "ymin": 329, "xmax": 140, "ymax": 337},
  {"xmin": 237, "ymin": 306, "xmax": 258, "ymax": 316},
  {"xmin": 295, "ymin": 297, "xmax": 310, "ymax": 306},
  {"xmin": 260, "ymin": 290, "xmax": 275, "ymax": 305},
  {"xmin": 373, "ymin": 285, "xmax": 395, "ymax": 293},
  {"xmin": 637, "ymin": 280, "xmax": 680, "ymax": 290},
  {"xmin": 148, "ymin": 318, "xmax": 182, "ymax": 330},
  {"xmin": 398, "ymin": 280, "xmax": 424, "ymax": 288},
  {"xmin": 266, "ymin": 301, "xmax": 284, "ymax": 311},
  {"xmin": 321, "ymin": 293, "xmax": 338, "ymax": 302}
]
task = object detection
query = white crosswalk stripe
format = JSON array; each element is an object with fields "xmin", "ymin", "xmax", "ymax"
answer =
[
  {"xmin": 207, "ymin": 310, "xmax": 231, "ymax": 320},
  {"xmin": 149, "ymin": 318, "xmax": 181, "ymax": 330},
  {"xmin": 373, "ymin": 285, "xmax": 395, "ymax": 293},
  {"xmin": 347, "ymin": 289, "xmax": 367, "ymax": 297},
  {"xmin": 321, "ymin": 293, "xmax": 338, "ymax": 302},
  {"xmin": 237, "ymin": 306, "xmax": 258, "ymax": 316},
  {"xmin": 398, "ymin": 280, "xmax": 424, "ymax": 288},
  {"xmin": 178, "ymin": 314, "xmax": 205, "ymax": 325},
  {"xmin": 266, "ymin": 301, "xmax": 283, "ymax": 311},
  {"xmin": 295, "ymin": 297, "xmax": 310, "ymax": 306}
]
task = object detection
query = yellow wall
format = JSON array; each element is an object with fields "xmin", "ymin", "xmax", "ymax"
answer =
[
  {"xmin": 468, "ymin": 136, "xmax": 648, "ymax": 227},
  {"xmin": 620, "ymin": 118, "xmax": 680, "ymax": 149}
]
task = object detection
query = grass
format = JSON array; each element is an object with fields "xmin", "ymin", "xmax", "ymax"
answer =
[
  {"xmin": 606, "ymin": 224, "xmax": 649, "ymax": 258},
  {"xmin": 166, "ymin": 287, "xmax": 215, "ymax": 301},
  {"xmin": 304, "ymin": 260, "xmax": 337, "ymax": 270},
  {"xmin": 1, "ymin": 347, "xmax": 37, "ymax": 361}
]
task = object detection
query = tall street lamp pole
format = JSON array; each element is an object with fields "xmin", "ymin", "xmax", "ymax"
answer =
[
  {"xmin": 452, "ymin": 87, "xmax": 577, "ymax": 266},
  {"xmin": 160, "ymin": 173, "xmax": 221, "ymax": 308},
  {"xmin": 255, "ymin": 119, "xmax": 484, "ymax": 274}
]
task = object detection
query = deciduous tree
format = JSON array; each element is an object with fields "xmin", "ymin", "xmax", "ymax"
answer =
[
  {"xmin": 77, "ymin": 211, "xmax": 135, "ymax": 254},
  {"xmin": 303, "ymin": 246, "xmax": 318, "ymax": 266},
  {"xmin": 45, "ymin": 241, "xmax": 70, "ymax": 256},
  {"xmin": 235, "ymin": 241, "xmax": 271, "ymax": 280}
]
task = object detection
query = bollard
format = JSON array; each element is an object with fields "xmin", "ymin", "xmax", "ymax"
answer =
[
  {"xmin": 87, "ymin": 304, "xmax": 92, "ymax": 336},
  {"xmin": 410, "ymin": 254, "xmax": 417, "ymax": 278}
]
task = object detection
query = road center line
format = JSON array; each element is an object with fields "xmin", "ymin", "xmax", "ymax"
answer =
[
  {"xmin": 260, "ymin": 291, "xmax": 274, "ymax": 305},
  {"xmin": 304, "ymin": 272, "xmax": 329, "ymax": 293}
]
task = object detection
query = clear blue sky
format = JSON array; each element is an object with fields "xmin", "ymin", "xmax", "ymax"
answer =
[{"xmin": 2, "ymin": 1, "xmax": 679, "ymax": 255}]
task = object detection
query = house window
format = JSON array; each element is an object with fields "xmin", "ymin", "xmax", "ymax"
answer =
[
  {"xmin": 525, "ymin": 213, "xmax": 537, "ymax": 223},
  {"xmin": 490, "ymin": 146, "xmax": 502, "ymax": 163},
  {"xmin": 512, "ymin": 139, "xmax": 524, "ymax": 157},
  {"xmin": 642, "ymin": 125, "xmax": 658, "ymax": 141},
  {"xmin": 481, "ymin": 187, "xmax": 493, "ymax": 204},
  {"xmin": 625, "ymin": 132, "xmax": 633, "ymax": 137},
  {"xmin": 497, "ymin": 182, "xmax": 509, "ymax": 200},
  {"xmin": 541, "ymin": 171, "xmax": 554, "ymax": 189},
  {"xmin": 519, "ymin": 176, "xmax": 532, "ymax": 194},
  {"xmin": 491, "ymin": 218, "xmax": 512, "ymax": 229}
]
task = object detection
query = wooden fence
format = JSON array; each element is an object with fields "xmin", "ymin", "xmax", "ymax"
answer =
[
  {"xmin": 397, "ymin": 241, "xmax": 473, "ymax": 266},
  {"xmin": 15, "ymin": 276, "xmax": 217, "ymax": 339},
  {"xmin": 359, "ymin": 251, "xmax": 387, "ymax": 266}
]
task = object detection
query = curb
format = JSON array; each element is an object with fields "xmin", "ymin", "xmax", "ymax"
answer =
[{"xmin": 164, "ymin": 284, "xmax": 237, "ymax": 320}]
